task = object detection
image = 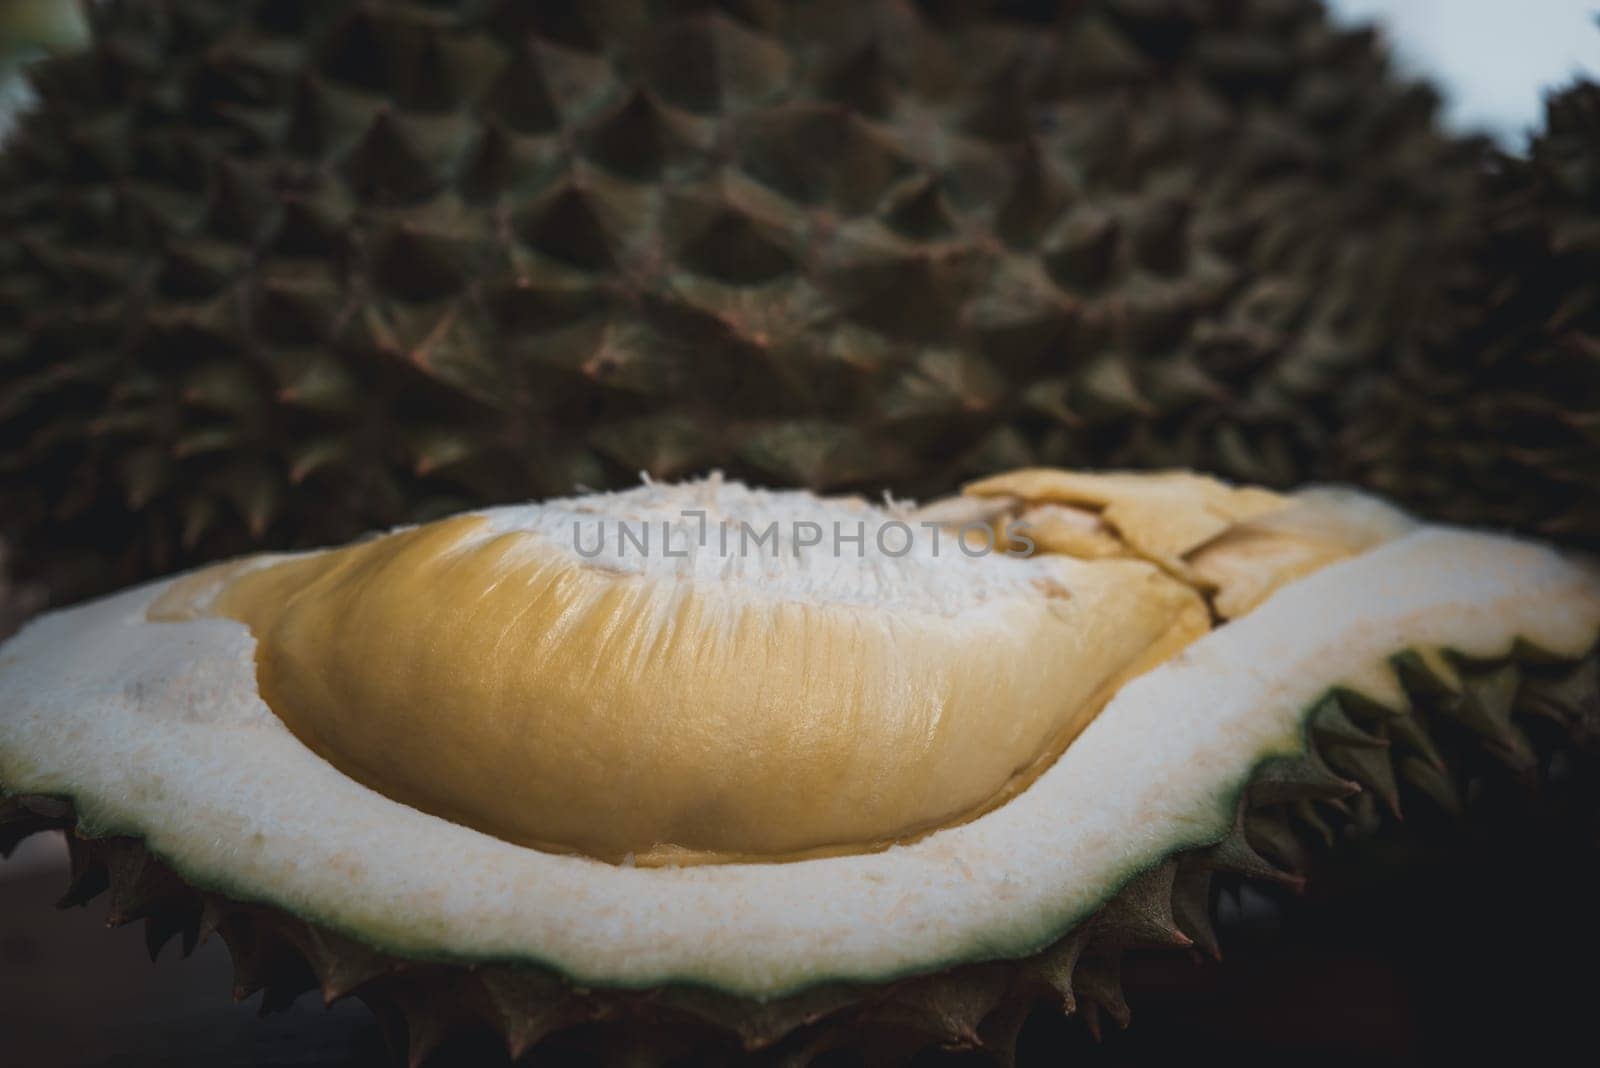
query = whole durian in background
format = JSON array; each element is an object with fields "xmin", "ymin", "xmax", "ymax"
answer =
[
  {"xmin": 0, "ymin": 0, "xmax": 1488, "ymax": 599},
  {"xmin": 1345, "ymin": 79, "xmax": 1600, "ymax": 547}
]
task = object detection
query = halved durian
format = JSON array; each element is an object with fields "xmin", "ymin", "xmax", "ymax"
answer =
[{"xmin": 1, "ymin": 468, "xmax": 1596, "ymax": 1063}]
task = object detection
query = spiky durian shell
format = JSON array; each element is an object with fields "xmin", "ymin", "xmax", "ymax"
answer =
[
  {"xmin": 1341, "ymin": 81, "xmax": 1600, "ymax": 547},
  {"xmin": 4, "ymin": 642, "xmax": 1595, "ymax": 1065},
  {"xmin": 0, "ymin": 0, "xmax": 1484, "ymax": 598}
]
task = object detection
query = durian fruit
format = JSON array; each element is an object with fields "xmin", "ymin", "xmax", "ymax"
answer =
[
  {"xmin": 0, "ymin": 0, "xmax": 1486, "ymax": 601},
  {"xmin": 1344, "ymin": 79, "xmax": 1600, "ymax": 547},
  {"xmin": 2, "ymin": 467, "xmax": 1596, "ymax": 1064}
]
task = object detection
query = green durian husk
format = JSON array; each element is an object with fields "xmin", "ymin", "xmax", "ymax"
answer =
[
  {"xmin": 1342, "ymin": 80, "xmax": 1600, "ymax": 548},
  {"xmin": 0, "ymin": 0, "xmax": 1487, "ymax": 602}
]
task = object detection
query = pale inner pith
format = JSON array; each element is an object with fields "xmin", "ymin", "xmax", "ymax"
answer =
[{"xmin": 148, "ymin": 475, "xmax": 1370, "ymax": 866}]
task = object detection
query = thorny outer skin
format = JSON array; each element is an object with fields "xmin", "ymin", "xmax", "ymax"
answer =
[{"xmin": 0, "ymin": 0, "xmax": 1489, "ymax": 603}]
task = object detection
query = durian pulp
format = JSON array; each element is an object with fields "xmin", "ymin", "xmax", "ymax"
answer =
[{"xmin": 148, "ymin": 471, "xmax": 1403, "ymax": 865}]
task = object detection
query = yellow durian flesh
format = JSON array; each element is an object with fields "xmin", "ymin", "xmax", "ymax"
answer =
[{"xmin": 147, "ymin": 471, "xmax": 1390, "ymax": 865}]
